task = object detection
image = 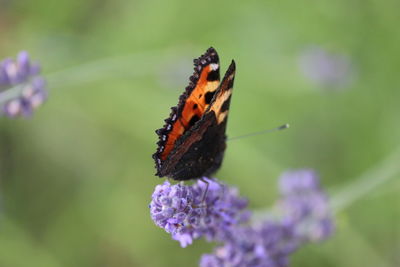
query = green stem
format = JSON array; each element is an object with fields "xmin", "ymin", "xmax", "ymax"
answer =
[
  {"xmin": 331, "ymin": 147, "xmax": 400, "ymax": 213},
  {"xmin": 0, "ymin": 48, "xmax": 170, "ymax": 105},
  {"xmin": 0, "ymin": 84, "xmax": 26, "ymax": 105}
]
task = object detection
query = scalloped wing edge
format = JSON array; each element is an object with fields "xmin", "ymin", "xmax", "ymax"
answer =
[{"xmin": 153, "ymin": 47, "xmax": 219, "ymax": 176}]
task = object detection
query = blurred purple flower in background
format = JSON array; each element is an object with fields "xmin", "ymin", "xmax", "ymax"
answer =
[
  {"xmin": 278, "ymin": 169, "xmax": 334, "ymax": 242},
  {"xmin": 149, "ymin": 178, "xmax": 250, "ymax": 247},
  {"xmin": 299, "ymin": 46, "xmax": 354, "ymax": 88},
  {"xmin": 0, "ymin": 51, "xmax": 47, "ymax": 118}
]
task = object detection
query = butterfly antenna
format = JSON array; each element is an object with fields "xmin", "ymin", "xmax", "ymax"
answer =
[{"xmin": 228, "ymin": 123, "xmax": 289, "ymax": 141}]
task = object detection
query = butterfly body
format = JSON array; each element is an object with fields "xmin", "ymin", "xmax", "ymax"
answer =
[{"xmin": 153, "ymin": 47, "xmax": 235, "ymax": 180}]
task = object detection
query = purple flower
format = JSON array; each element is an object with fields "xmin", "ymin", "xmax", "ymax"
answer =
[
  {"xmin": 0, "ymin": 51, "xmax": 41, "ymax": 86},
  {"xmin": 278, "ymin": 169, "xmax": 334, "ymax": 242},
  {"xmin": 279, "ymin": 169, "xmax": 321, "ymax": 196},
  {"xmin": 200, "ymin": 221, "xmax": 298, "ymax": 267},
  {"xmin": 0, "ymin": 51, "xmax": 47, "ymax": 118},
  {"xmin": 150, "ymin": 170, "xmax": 334, "ymax": 266},
  {"xmin": 199, "ymin": 169, "xmax": 334, "ymax": 267},
  {"xmin": 149, "ymin": 178, "xmax": 250, "ymax": 247},
  {"xmin": 299, "ymin": 46, "xmax": 353, "ymax": 88}
]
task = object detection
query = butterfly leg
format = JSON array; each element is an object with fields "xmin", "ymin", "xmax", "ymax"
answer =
[{"xmin": 199, "ymin": 177, "xmax": 210, "ymax": 203}]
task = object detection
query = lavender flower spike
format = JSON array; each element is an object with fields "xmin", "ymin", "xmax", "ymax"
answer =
[
  {"xmin": 149, "ymin": 178, "xmax": 250, "ymax": 247},
  {"xmin": 200, "ymin": 221, "xmax": 299, "ymax": 267},
  {"xmin": 278, "ymin": 169, "xmax": 334, "ymax": 242},
  {"xmin": 0, "ymin": 51, "xmax": 47, "ymax": 118},
  {"xmin": 200, "ymin": 169, "xmax": 334, "ymax": 267}
]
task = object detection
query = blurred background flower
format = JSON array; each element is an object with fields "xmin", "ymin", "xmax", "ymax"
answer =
[
  {"xmin": 277, "ymin": 169, "xmax": 334, "ymax": 243},
  {"xmin": 298, "ymin": 46, "xmax": 354, "ymax": 89},
  {"xmin": 0, "ymin": 51, "xmax": 47, "ymax": 118}
]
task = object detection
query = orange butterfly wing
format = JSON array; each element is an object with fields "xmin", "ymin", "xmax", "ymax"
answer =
[{"xmin": 154, "ymin": 47, "xmax": 220, "ymax": 164}]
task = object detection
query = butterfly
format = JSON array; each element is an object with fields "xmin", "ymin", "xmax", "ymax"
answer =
[{"xmin": 153, "ymin": 47, "xmax": 236, "ymax": 181}]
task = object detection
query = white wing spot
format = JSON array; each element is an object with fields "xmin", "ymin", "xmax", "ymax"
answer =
[{"xmin": 210, "ymin": 63, "xmax": 219, "ymax": 70}]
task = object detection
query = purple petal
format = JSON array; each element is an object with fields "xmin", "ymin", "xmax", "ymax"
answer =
[
  {"xmin": 3, "ymin": 99, "xmax": 22, "ymax": 117},
  {"xmin": 17, "ymin": 51, "xmax": 31, "ymax": 79}
]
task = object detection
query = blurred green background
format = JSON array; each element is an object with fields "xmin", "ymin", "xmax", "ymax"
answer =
[{"xmin": 1, "ymin": 0, "xmax": 399, "ymax": 266}]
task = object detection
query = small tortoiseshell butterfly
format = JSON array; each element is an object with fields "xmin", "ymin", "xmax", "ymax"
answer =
[{"xmin": 153, "ymin": 47, "xmax": 236, "ymax": 180}]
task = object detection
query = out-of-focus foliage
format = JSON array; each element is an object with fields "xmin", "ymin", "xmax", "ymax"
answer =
[{"xmin": 0, "ymin": 0, "xmax": 399, "ymax": 266}]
